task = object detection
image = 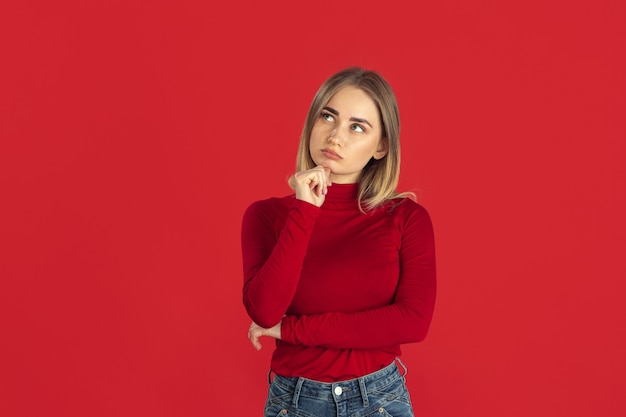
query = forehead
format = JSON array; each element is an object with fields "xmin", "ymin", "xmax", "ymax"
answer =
[{"xmin": 326, "ymin": 86, "xmax": 379, "ymax": 119}]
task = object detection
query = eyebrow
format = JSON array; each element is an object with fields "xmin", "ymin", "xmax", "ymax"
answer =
[{"xmin": 323, "ymin": 106, "xmax": 374, "ymax": 129}]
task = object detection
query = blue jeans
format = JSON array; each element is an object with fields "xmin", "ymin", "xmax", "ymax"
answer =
[{"xmin": 264, "ymin": 359, "xmax": 414, "ymax": 417}]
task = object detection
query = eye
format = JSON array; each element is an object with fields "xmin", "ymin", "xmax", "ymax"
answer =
[
  {"xmin": 351, "ymin": 124, "xmax": 365, "ymax": 133},
  {"xmin": 321, "ymin": 112, "xmax": 335, "ymax": 122}
]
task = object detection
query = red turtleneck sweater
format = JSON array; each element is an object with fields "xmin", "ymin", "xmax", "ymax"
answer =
[{"xmin": 241, "ymin": 183, "xmax": 436, "ymax": 382}]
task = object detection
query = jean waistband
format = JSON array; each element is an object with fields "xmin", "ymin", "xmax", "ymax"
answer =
[{"xmin": 270, "ymin": 358, "xmax": 407, "ymax": 403}]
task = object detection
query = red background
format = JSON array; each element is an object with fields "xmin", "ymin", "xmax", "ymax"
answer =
[{"xmin": 1, "ymin": 1, "xmax": 625, "ymax": 416}]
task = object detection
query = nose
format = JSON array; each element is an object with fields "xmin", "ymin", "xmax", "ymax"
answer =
[{"xmin": 328, "ymin": 128, "xmax": 339, "ymax": 144}]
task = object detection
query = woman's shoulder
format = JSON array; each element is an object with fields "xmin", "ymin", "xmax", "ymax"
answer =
[
  {"xmin": 386, "ymin": 194, "xmax": 430, "ymax": 216},
  {"xmin": 244, "ymin": 193, "xmax": 296, "ymax": 215},
  {"xmin": 381, "ymin": 195, "xmax": 433, "ymax": 227}
]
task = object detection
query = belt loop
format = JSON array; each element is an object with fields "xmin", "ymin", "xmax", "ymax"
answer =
[
  {"xmin": 292, "ymin": 378, "xmax": 305, "ymax": 408},
  {"xmin": 358, "ymin": 377, "xmax": 369, "ymax": 407},
  {"xmin": 395, "ymin": 357, "xmax": 408, "ymax": 381}
]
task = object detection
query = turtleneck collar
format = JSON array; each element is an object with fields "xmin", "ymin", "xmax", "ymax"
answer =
[{"xmin": 322, "ymin": 182, "xmax": 359, "ymax": 209}]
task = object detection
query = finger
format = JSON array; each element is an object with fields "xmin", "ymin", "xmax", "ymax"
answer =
[
  {"xmin": 249, "ymin": 330, "xmax": 262, "ymax": 350},
  {"xmin": 318, "ymin": 166, "xmax": 331, "ymax": 194},
  {"xmin": 314, "ymin": 180, "xmax": 321, "ymax": 196},
  {"xmin": 309, "ymin": 176, "xmax": 323, "ymax": 195},
  {"xmin": 314, "ymin": 169, "xmax": 325, "ymax": 196},
  {"xmin": 324, "ymin": 167, "xmax": 332, "ymax": 187},
  {"xmin": 293, "ymin": 169, "xmax": 329, "ymax": 206},
  {"xmin": 302, "ymin": 173, "xmax": 315, "ymax": 188}
]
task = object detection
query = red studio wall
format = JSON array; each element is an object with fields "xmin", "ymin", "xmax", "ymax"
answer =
[{"xmin": 1, "ymin": 1, "xmax": 624, "ymax": 416}]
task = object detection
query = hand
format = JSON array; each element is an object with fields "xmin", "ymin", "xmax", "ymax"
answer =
[
  {"xmin": 248, "ymin": 321, "xmax": 282, "ymax": 351},
  {"xmin": 290, "ymin": 166, "xmax": 332, "ymax": 207}
]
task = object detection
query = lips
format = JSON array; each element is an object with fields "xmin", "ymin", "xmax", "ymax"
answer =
[{"xmin": 321, "ymin": 148, "xmax": 342, "ymax": 160}]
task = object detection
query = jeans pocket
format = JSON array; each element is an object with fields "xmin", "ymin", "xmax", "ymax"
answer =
[
  {"xmin": 264, "ymin": 381, "xmax": 293, "ymax": 416},
  {"xmin": 367, "ymin": 378, "xmax": 414, "ymax": 417}
]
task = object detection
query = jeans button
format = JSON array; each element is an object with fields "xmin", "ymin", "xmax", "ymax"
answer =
[{"xmin": 334, "ymin": 386, "xmax": 343, "ymax": 395}]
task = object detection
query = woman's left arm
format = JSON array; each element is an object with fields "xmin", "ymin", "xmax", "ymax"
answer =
[{"xmin": 279, "ymin": 205, "xmax": 437, "ymax": 350}]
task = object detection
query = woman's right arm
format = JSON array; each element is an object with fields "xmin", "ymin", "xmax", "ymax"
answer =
[{"xmin": 241, "ymin": 199, "xmax": 320, "ymax": 328}]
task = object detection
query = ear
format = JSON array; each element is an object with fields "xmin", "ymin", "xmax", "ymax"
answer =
[{"xmin": 373, "ymin": 137, "xmax": 389, "ymax": 160}]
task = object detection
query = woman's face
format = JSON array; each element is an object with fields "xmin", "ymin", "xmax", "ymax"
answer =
[{"xmin": 309, "ymin": 86, "xmax": 388, "ymax": 184}]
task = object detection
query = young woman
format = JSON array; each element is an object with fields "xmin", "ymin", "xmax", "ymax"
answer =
[{"xmin": 241, "ymin": 67, "xmax": 436, "ymax": 417}]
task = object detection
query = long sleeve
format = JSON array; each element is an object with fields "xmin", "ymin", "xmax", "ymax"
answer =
[
  {"xmin": 242, "ymin": 184, "xmax": 436, "ymax": 381},
  {"xmin": 241, "ymin": 198, "xmax": 320, "ymax": 328},
  {"xmin": 280, "ymin": 204, "xmax": 436, "ymax": 349}
]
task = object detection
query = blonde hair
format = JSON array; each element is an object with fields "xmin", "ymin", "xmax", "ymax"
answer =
[{"xmin": 295, "ymin": 67, "xmax": 414, "ymax": 212}]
